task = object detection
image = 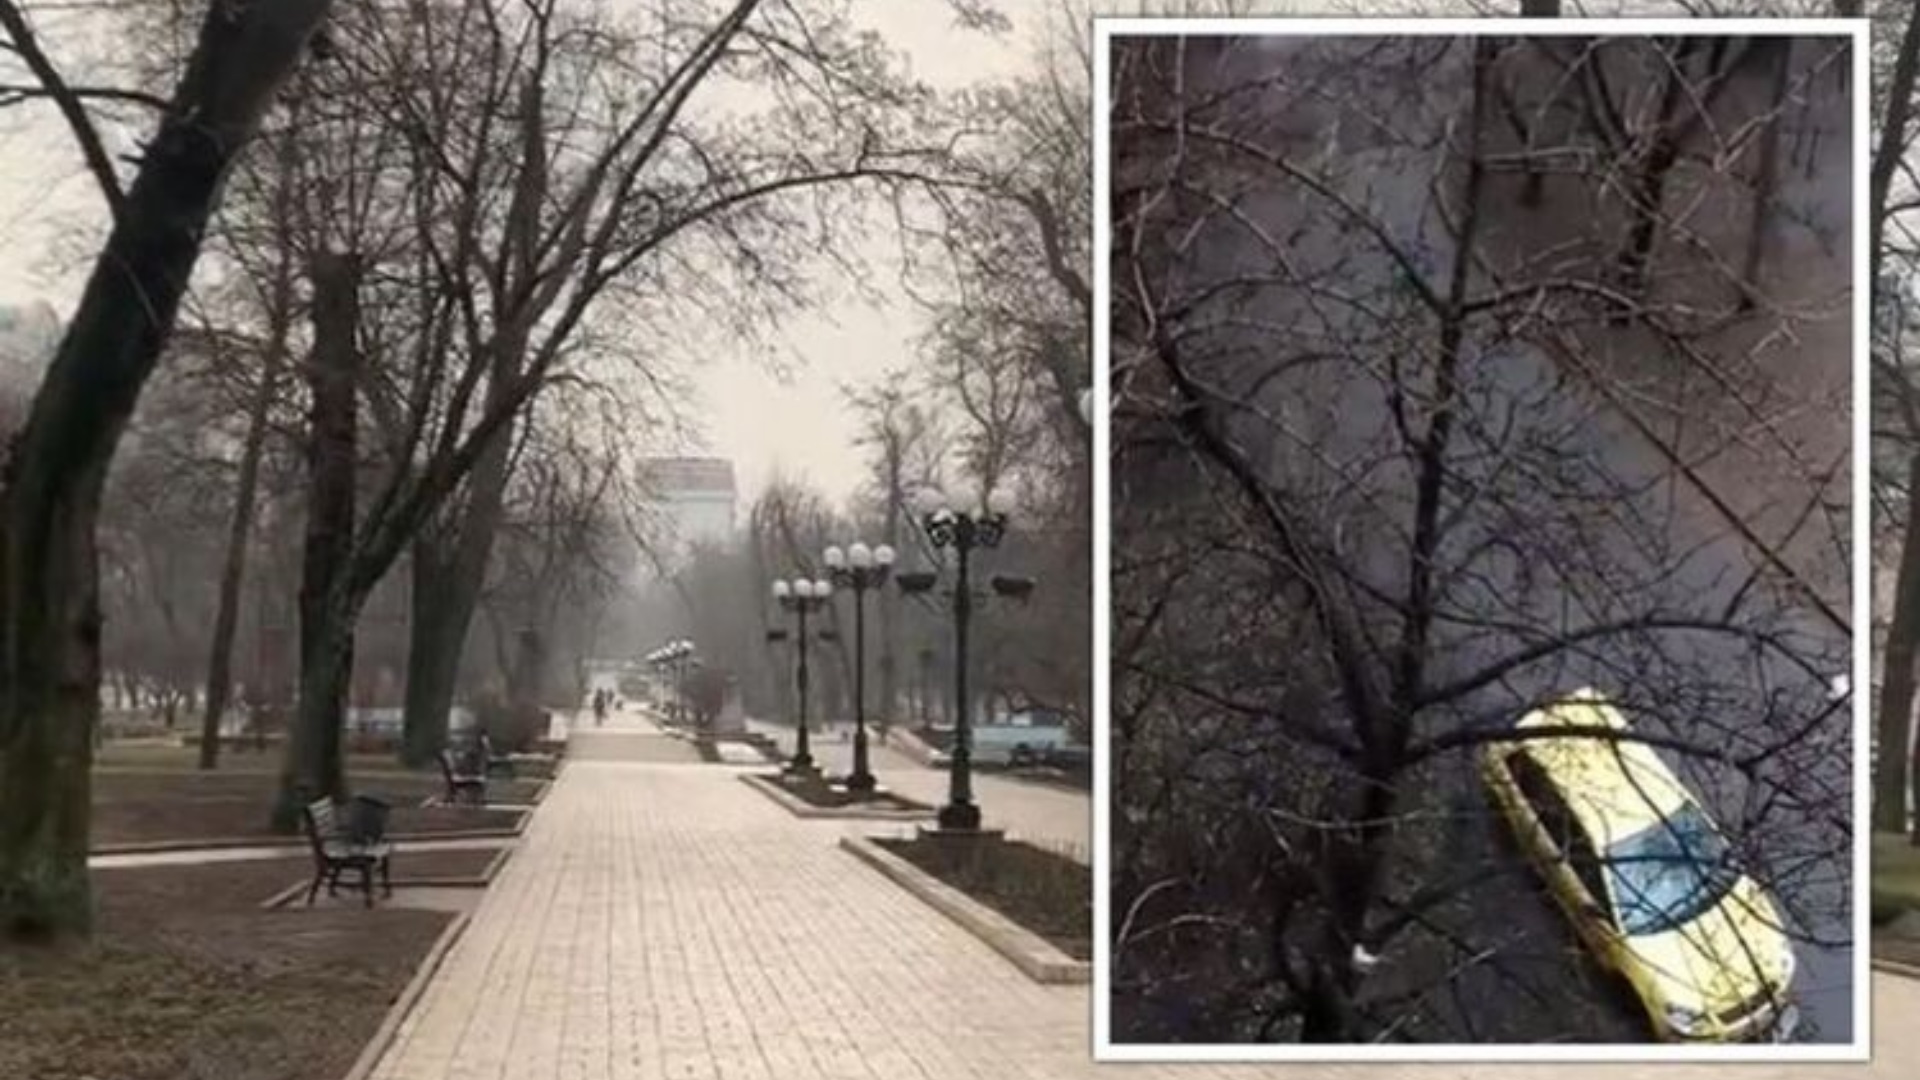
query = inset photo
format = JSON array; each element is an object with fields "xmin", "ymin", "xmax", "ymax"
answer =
[{"xmin": 1096, "ymin": 17, "xmax": 1864, "ymax": 1058}]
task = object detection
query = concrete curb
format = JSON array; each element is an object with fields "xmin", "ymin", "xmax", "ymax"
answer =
[
  {"xmin": 886, "ymin": 727, "xmax": 943, "ymax": 766},
  {"xmin": 1872, "ymin": 954, "xmax": 1920, "ymax": 980},
  {"xmin": 839, "ymin": 835, "xmax": 1090, "ymax": 985},
  {"xmin": 694, "ymin": 735, "xmax": 782, "ymax": 765},
  {"xmin": 259, "ymin": 879, "xmax": 309, "ymax": 910},
  {"xmin": 738, "ymin": 772, "xmax": 935, "ymax": 821},
  {"xmin": 339, "ymin": 910, "xmax": 474, "ymax": 1080},
  {"xmin": 93, "ymin": 807, "xmax": 531, "ymax": 857},
  {"xmin": 257, "ymin": 842, "xmax": 517, "ymax": 909},
  {"xmin": 94, "ymin": 835, "xmax": 303, "ymax": 857}
]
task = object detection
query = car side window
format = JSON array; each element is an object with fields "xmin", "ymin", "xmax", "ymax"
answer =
[
  {"xmin": 1562, "ymin": 827, "xmax": 1615, "ymax": 925},
  {"xmin": 1509, "ymin": 752, "xmax": 1573, "ymax": 849},
  {"xmin": 1508, "ymin": 752, "xmax": 1615, "ymax": 922}
]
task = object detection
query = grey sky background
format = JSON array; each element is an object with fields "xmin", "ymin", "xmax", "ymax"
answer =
[{"xmin": 0, "ymin": 0, "xmax": 1037, "ymax": 506}]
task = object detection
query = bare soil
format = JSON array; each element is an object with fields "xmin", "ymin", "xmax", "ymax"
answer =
[
  {"xmin": 876, "ymin": 836, "xmax": 1091, "ymax": 960},
  {"xmin": 92, "ymin": 769, "xmax": 533, "ymax": 848},
  {"xmin": 0, "ymin": 858, "xmax": 453, "ymax": 1080}
]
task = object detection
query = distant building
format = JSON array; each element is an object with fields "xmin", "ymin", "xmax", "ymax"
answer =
[{"xmin": 639, "ymin": 457, "xmax": 737, "ymax": 555}]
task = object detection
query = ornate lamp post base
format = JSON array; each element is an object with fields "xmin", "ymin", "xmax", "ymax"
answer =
[
  {"xmin": 935, "ymin": 801, "xmax": 983, "ymax": 832},
  {"xmin": 784, "ymin": 750, "xmax": 819, "ymax": 777},
  {"xmin": 845, "ymin": 767, "xmax": 876, "ymax": 796}
]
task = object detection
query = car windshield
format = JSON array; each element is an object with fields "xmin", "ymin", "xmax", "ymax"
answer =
[{"xmin": 1603, "ymin": 803, "xmax": 1742, "ymax": 937}]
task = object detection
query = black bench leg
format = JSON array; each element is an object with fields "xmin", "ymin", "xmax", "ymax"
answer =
[
  {"xmin": 327, "ymin": 865, "xmax": 342, "ymax": 897},
  {"xmin": 306, "ymin": 868, "xmax": 325, "ymax": 906},
  {"xmin": 381, "ymin": 857, "xmax": 393, "ymax": 897},
  {"xmin": 361, "ymin": 865, "xmax": 375, "ymax": 908}
]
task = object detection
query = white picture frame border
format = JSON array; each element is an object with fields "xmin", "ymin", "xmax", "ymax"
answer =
[{"xmin": 1090, "ymin": 14, "xmax": 1873, "ymax": 1063}]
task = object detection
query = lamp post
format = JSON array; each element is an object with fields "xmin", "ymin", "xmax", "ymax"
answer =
[
  {"xmin": 645, "ymin": 639, "xmax": 695, "ymax": 723},
  {"xmin": 770, "ymin": 577, "xmax": 832, "ymax": 776},
  {"xmin": 825, "ymin": 541, "xmax": 895, "ymax": 796},
  {"xmin": 898, "ymin": 486, "xmax": 1022, "ymax": 833},
  {"xmin": 679, "ymin": 641, "xmax": 696, "ymax": 722},
  {"xmin": 643, "ymin": 646, "xmax": 662, "ymax": 714}
]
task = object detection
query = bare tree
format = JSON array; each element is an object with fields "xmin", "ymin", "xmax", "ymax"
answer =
[
  {"xmin": 1868, "ymin": 0, "xmax": 1920, "ymax": 836},
  {"xmin": 0, "ymin": 0, "xmax": 332, "ymax": 940},
  {"xmin": 322, "ymin": 0, "xmax": 955, "ymax": 768},
  {"xmin": 845, "ymin": 376, "xmax": 945, "ymax": 732},
  {"xmin": 473, "ymin": 395, "xmax": 629, "ymax": 706},
  {"xmin": 195, "ymin": 114, "xmax": 305, "ymax": 770}
]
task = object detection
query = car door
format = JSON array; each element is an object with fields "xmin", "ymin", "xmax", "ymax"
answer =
[{"xmin": 1508, "ymin": 753, "xmax": 1620, "ymax": 956}]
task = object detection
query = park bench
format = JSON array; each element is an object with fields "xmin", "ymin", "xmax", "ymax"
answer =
[
  {"xmin": 477, "ymin": 731, "xmax": 516, "ymax": 779},
  {"xmin": 301, "ymin": 796, "xmax": 392, "ymax": 908},
  {"xmin": 437, "ymin": 748, "xmax": 488, "ymax": 805}
]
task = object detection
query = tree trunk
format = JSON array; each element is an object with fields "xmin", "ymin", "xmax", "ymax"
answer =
[
  {"xmin": 920, "ymin": 646, "xmax": 939, "ymax": 727},
  {"xmin": 0, "ymin": 0, "xmax": 333, "ymax": 940},
  {"xmin": 273, "ymin": 251, "xmax": 363, "ymax": 832},
  {"xmin": 1877, "ymin": 458, "xmax": 1920, "ymax": 835},
  {"xmin": 877, "ymin": 480, "xmax": 900, "ymax": 736},
  {"xmin": 198, "ymin": 319, "xmax": 289, "ymax": 770},
  {"xmin": 509, "ymin": 627, "xmax": 544, "ymax": 709},
  {"xmin": 396, "ymin": 354, "xmax": 520, "ymax": 764},
  {"xmin": 1615, "ymin": 51, "xmax": 1688, "ymax": 305},
  {"xmin": 277, "ymin": 593, "xmax": 359, "ymax": 830},
  {"xmin": 199, "ymin": 119, "xmax": 298, "ymax": 770},
  {"xmin": 1871, "ymin": 0, "xmax": 1920, "ymax": 295},
  {"xmin": 1872, "ymin": 0, "xmax": 1920, "ymax": 838},
  {"xmin": 400, "ymin": 545, "xmax": 471, "ymax": 765},
  {"xmin": 1735, "ymin": 40, "xmax": 1792, "ymax": 313}
]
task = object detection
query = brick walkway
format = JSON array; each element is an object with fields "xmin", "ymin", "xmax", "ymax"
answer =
[{"xmin": 370, "ymin": 715, "xmax": 1908, "ymax": 1079}]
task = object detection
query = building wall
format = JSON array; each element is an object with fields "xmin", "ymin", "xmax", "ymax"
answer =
[{"xmin": 639, "ymin": 457, "xmax": 739, "ymax": 558}]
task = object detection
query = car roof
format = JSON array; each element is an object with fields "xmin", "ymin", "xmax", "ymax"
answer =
[{"xmin": 1508, "ymin": 689, "xmax": 1695, "ymax": 850}]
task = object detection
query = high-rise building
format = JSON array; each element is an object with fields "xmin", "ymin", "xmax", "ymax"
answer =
[{"xmin": 638, "ymin": 457, "xmax": 737, "ymax": 554}]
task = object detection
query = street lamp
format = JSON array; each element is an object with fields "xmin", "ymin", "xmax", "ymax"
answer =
[
  {"xmin": 825, "ymin": 540, "xmax": 895, "ymax": 796},
  {"xmin": 769, "ymin": 576, "xmax": 832, "ymax": 776},
  {"xmin": 897, "ymin": 485, "xmax": 1025, "ymax": 833},
  {"xmin": 645, "ymin": 639, "xmax": 696, "ymax": 723}
]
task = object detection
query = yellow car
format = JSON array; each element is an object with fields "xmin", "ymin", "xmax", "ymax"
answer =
[{"xmin": 1478, "ymin": 689, "xmax": 1799, "ymax": 1042}]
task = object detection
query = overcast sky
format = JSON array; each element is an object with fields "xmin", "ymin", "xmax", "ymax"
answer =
[
  {"xmin": 0, "ymin": 0, "xmax": 1037, "ymax": 506},
  {"xmin": 0, "ymin": 1, "xmax": 1767, "ymax": 505}
]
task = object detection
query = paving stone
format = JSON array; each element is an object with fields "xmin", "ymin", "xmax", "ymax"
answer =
[{"xmin": 371, "ymin": 712, "xmax": 1911, "ymax": 1079}]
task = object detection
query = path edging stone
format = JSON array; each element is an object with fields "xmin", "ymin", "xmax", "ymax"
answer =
[
  {"xmin": 260, "ymin": 839, "xmax": 517, "ymax": 908},
  {"xmin": 338, "ymin": 910, "xmax": 474, "ymax": 1080},
  {"xmin": 839, "ymin": 835, "xmax": 1090, "ymax": 985},
  {"xmin": 93, "ymin": 814, "xmax": 529, "ymax": 858},
  {"xmin": 1873, "ymin": 955, "xmax": 1920, "ymax": 981},
  {"xmin": 739, "ymin": 772, "xmax": 935, "ymax": 821}
]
